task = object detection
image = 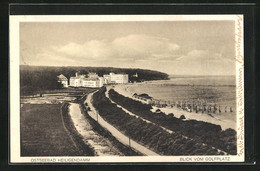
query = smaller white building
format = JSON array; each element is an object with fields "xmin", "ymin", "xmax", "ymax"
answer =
[
  {"xmin": 103, "ymin": 73, "xmax": 129, "ymax": 84},
  {"xmin": 57, "ymin": 74, "xmax": 68, "ymax": 87}
]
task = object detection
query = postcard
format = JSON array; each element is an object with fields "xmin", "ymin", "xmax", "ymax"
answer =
[{"xmin": 9, "ymin": 15, "xmax": 244, "ymax": 163}]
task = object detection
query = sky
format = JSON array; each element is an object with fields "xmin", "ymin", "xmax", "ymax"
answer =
[{"xmin": 20, "ymin": 21, "xmax": 235, "ymax": 75}]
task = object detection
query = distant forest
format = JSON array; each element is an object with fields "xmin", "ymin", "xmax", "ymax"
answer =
[{"xmin": 20, "ymin": 65, "xmax": 169, "ymax": 96}]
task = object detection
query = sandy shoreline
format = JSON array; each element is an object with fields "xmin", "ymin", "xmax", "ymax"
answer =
[{"xmin": 112, "ymin": 84, "xmax": 236, "ymax": 130}]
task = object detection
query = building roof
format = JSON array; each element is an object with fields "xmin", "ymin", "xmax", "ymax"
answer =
[
  {"xmin": 88, "ymin": 73, "xmax": 99, "ymax": 78},
  {"xmin": 57, "ymin": 74, "xmax": 68, "ymax": 81},
  {"xmin": 70, "ymin": 74, "xmax": 86, "ymax": 80},
  {"xmin": 83, "ymin": 77, "xmax": 99, "ymax": 81}
]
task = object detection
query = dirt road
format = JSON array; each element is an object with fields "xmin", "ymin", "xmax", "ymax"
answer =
[
  {"xmin": 69, "ymin": 103, "xmax": 123, "ymax": 156},
  {"xmin": 85, "ymin": 91, "xmax": 159, "ymax": 156}
]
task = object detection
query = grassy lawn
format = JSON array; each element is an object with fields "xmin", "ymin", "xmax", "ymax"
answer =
[{"xmin": 21, "ymin": 104, "xmax": 84, "ymax": 156}]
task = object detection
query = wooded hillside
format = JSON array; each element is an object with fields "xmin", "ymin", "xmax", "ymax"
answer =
[{"xmin": 20, "ymin": 65, "xmax": 169, "ymax": 95}]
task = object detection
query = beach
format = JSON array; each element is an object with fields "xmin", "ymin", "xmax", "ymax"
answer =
[{"xmin": 113, "ymin": 79, "xmax": 236, "ymax": 131}]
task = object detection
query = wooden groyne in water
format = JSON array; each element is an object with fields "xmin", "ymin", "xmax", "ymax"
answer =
[{"xmin": 132, "ymin": 94, "xmax": 234, "ymax": 114}]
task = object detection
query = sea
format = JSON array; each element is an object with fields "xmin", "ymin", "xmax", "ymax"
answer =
[{"xmin": 126, "ymin": 75, "xmax": 237, "ymax": 122}]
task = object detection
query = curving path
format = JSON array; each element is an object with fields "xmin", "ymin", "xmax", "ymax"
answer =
[
  {"xmin": 85, "ymin": 91, "xmax": 159, "ymax": 156},
  {"xmin": 68, "ymin": 102, "xmax": 123, "ymax": 156}
]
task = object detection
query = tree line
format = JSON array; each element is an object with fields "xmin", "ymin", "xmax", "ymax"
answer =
[
  {"xmin": 20, "ymin": 65, "xmax": 169, "ymax": 96},
  {"xmin": 20, "ymin": 69, "xmax": 63, "ymax": 96}
]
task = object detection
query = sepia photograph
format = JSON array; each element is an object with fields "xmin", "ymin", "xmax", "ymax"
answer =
[{"xmin": 9, "ymin": 15, "xmax": 244, "ymax": 163}]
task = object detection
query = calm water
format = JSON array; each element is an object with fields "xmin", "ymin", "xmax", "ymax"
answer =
[{"xmin": 127, "ymin": 76, "xmax": 236, "ymax": 121}]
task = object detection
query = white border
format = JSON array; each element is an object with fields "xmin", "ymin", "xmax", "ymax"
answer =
[{"xmin": 9, "ymin": 15, "xmax": 244, "ymax": 163}]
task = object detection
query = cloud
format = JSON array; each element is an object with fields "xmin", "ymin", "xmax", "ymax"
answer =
[
  {"xmin": 112, "ymin": 34, "xmax": 180, "ymax": 60},
  {"xmin": 51, "ymin": 34, "xmax": 180, "ymax": 62},
  {"xmin": 28, "ymin": 52, "xmax": 77, "ymax": 66},
  {"xmin": 177, "ymin": 49, "xmax": 233, "ymax": 63},
  {"xmin": 52, "ymin": 40, "xmax": 113, "ymax": 60},
  {"xmin": 21, "ymin": 35, "xmax": 234, "ymax": 74}
]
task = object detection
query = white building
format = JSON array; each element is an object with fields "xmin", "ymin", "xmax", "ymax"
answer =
[
  {"xmin": 103, "ymin": 73, "xmax": 129, "ymax": 84},
  {"xmin": 69, "ymin": 72, "xmax": 85, "ymax": 87},
  {"xmin": 69, "ymin": 72, "xmax": 104, "ymax": 88},
  {"xmin": 103, "ymin": 74, "xmax": 111, "ymax": 84},
  {"xmin": 82, "ymin": 77, "xmax": 104, "ymax": 88},
  {"xmin": 133, "ymin": 72, "xmax": 138, "ymax": 78},
  {"xmin": 57, "ymin": 74, "xmax": 68, "ymax": 87}
]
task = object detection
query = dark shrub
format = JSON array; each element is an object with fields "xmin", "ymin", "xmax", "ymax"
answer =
[
  {"xmin": 221, "ymin": 128, "xmax": 237, "ymax": 137},
  {"xmin": 156, "ymin": 109, "xmax": 161, "ymax": 113},
  {"xmin": 180, "ymin": 115, "xmax": 186, "ymax": 120},
  {"xmin": 168, "ymin": 113, "xmax": 174, "ymax": 117}
]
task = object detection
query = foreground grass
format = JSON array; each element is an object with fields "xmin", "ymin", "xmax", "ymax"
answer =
[{"xmin": 21, "ymin": 104, "xmax": 84, "ymax": 156}]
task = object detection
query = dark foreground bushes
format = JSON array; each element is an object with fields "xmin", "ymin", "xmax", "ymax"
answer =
[
  {"xmin": 108, "ymin": 89, "xmax": 237, "ymax": 155},
  {"xmin": 92, "ymin": 87, "xmax": 223, "ymax": 155}
]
